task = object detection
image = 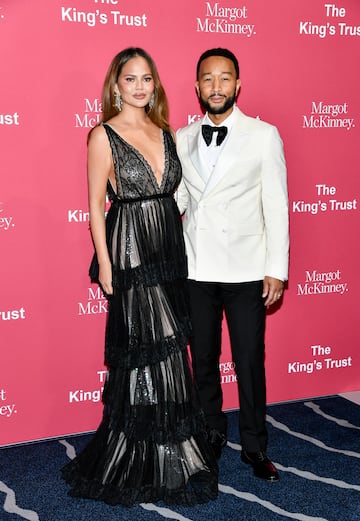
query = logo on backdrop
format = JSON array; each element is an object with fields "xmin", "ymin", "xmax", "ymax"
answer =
[
  {"xmin": 68, "ymin": 370, "xmax": 107, "ymax": 404},
  {"xmin": 302, "ymin": 101, "xmax": 355, "ymax": 130},
  {"xmin": 299, "ymin": 3, "xmax": 360, "ymax": 38},
  {"xmin": 187, "ymin": 114, "xmax": 202, "ymax": 125},
  {"xmin": 0, "ymin": 112, "xmax": 20, "ymax": 125},
  {"xmin": 68, "ymin": 195, "xmax": 110, "ymax": 223},
  {"xmin": 186, "ymin": 111, "xmax": 261, "ymax": 126},
  {"xmin": 67, "ymin": 207, "xmax": 90, "ymax": 223},
  {"xmin": 288, "ymin": 343, "xmax": 352, "ymax": 375},
  {"xmin": 0, "ymin": 389, "xmax": 17, "ymax": 419},
  {"xmin": 297, "ymin": 269, "xmax": 348, "ymax": 297},
  {"xmin": 220, "ymin": 360, "xmax": 237, "ymax": 385},
  {"xmin": 0, "ymin": 202, "xmax": 15, "ymax": 231},
  {"xmin": 75, "ymin": 98, "xmax": 102, "ymax": 129},
  {"xmin": 60, "ymin": 1, "xmax": 148, "ymax": 28},
  {"xmin": 0, "ymin": 6, "xmax": 6, "ymax": 22},
  {"xmin": 196, "ymin": 2, "xmax": 256, "ymax": 36},
  {"xmin": 292, "ymin": 183, "xmax": 358, "ymax": 215},
  {"xmin": 0, "ymin": 307, "xmax": 26, "ymax": 321},
  {"xmin": 78, "ymin": 286, "xmax": 108, "ymax": 315}
]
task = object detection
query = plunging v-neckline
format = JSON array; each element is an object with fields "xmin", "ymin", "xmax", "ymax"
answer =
[{"xmin": 105, "ymin": 124, "xmax": 166, "ymax": 190}]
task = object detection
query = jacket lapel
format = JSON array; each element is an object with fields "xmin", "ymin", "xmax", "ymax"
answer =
[{"xmin": 186, "ymin": 119, "xmax": 207, "ymax": 191}]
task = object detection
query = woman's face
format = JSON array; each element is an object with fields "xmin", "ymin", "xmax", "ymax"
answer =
[{"xmin": 115, "ymin": 56, "xmax": 154, "ymax": 110}]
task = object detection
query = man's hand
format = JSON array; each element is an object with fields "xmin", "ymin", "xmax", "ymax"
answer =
[{"xmin": 262, "ymin": 276, "xmax": 284, "ymax": 307}]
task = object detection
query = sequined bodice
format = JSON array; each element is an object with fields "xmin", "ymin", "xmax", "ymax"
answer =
[{"xmin": 103, "ymin": 124, "xmax": 182, "ymax": 200}]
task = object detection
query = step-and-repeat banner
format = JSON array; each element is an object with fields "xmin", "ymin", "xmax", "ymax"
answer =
[{"xmin": 1, "ymin": 0, "xmax": 359, "ymax": 446}]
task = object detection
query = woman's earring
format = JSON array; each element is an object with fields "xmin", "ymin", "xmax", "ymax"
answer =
[
  {"xmin": 148, "ymin": 93, "xmax": 155, "ymax": 110},
  {"xmin": 113, "ymin": 92, "xmax": 123, "ymax": 112}
]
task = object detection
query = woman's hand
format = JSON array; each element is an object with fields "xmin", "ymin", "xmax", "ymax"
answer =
[{"xmin": 99, "ymin": 259, "xmax": 113, "ymax": 296}]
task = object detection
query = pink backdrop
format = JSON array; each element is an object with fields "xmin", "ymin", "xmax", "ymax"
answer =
[{"xmin": 1, "ymin": 0, "xmax": 359, "ymax": 446}]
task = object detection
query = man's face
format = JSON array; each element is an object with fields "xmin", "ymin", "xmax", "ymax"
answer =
[{"xmin": 196, "ymin": 55, "xmax": 240, "ymax": 115}]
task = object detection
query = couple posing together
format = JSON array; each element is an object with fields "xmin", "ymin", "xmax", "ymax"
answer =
[{"xmin": 62, "ymin": 46, "xmax": 289, "ymax": 506}]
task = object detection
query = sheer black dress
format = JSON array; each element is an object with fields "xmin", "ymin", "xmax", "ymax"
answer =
[{"xmin": 62, "ymin": 124, "xmax": 218, "ymax": 506}]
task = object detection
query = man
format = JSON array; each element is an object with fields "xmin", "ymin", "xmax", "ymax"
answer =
[{"xmin": 176, "ymin": 48, "xmax": 289, "ymax": 482}]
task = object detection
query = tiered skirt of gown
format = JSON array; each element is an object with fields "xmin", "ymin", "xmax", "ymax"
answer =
[{"xmin": 61, "ymin": 124, "xmax": 218, "ymax": 506}]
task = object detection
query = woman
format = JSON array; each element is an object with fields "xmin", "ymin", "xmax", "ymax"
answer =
[{"xmin": 62, "ymin": 47, "xmax": 218, "ymax": 506}]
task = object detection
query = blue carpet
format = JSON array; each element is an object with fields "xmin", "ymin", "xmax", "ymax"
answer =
[{"xmin": 0, "ymin": 396, "xmax": 359, "ymax": 521}]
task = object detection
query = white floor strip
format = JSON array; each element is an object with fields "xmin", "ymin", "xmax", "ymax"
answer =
[
  {"xmin": 266, "ymin": 414, "xmax": 360, "ymax": 459},
  {"xmin": 0, "ymin": 481, "xmax": 40, "ymax": 521},
  {"xmin": 304, "ymin": 401, "xmax": 360, "ymax": 430},
  {"xmin": 140, "ymin": 502, "xmax": 193, "ymax": 520},
  {"xmin": 274, "ymin": 463, "xmax": 360, "ymax": 491},
  {"xmin": 227, "ymin": 441, "xmax": 360, "ymax": 491},
  {"xmin": 58, "ymin": 440, "xmax": 76, "ymax": 460},
  {"xmin": 219, "ymin": 483, "xmax": 329, "ymax": 521},
  {"xmin": 339, "ymin": 391, "xmax": 360, "ymax": 405}
]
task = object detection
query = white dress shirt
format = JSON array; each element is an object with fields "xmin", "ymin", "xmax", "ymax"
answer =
[{"xmin": 198, "ymin": 108, "xmax": 236, "ymax": 180}]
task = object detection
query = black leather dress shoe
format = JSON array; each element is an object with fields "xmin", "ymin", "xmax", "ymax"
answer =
[
  {"xmin": 241, "ymin": 450, "xmax": 279, "ymax": 482},
  {"xmin": 208, "ymin": 429, "xmax": 227, "ymax": 459}
]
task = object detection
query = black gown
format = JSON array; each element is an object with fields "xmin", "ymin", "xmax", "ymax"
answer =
[{"xmin": 62, "ymin": 124, "xmax": 218, "ymax": 506}]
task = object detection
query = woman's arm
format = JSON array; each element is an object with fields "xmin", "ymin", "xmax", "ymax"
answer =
[{"xmin": 87, "ymin": 126, "xmax": 114, "ymax": 295}]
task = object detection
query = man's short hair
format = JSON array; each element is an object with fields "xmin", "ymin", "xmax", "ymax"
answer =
[{"xmin": 196, "ymin": 48, "xmax": 240, "ymax": 79}]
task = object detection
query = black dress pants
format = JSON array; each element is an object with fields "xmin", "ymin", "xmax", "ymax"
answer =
[{"xmin": 187, "ymin": 279, "xmax": 268, "ymax": 452}]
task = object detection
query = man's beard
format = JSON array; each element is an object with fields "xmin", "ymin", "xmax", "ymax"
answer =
[{"xmin": 200, "ymin": 91, "xmax": 236, "ymax": 115}]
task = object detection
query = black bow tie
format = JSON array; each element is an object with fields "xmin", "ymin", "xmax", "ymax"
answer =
[{"xmin": 201, "ymin": 124, "xmax": 228, "ymax": 146}]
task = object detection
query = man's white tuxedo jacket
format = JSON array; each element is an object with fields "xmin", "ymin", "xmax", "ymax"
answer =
[{"xmin": 176, "ymin": 107, "xmax": 289, "ymax": 283}]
